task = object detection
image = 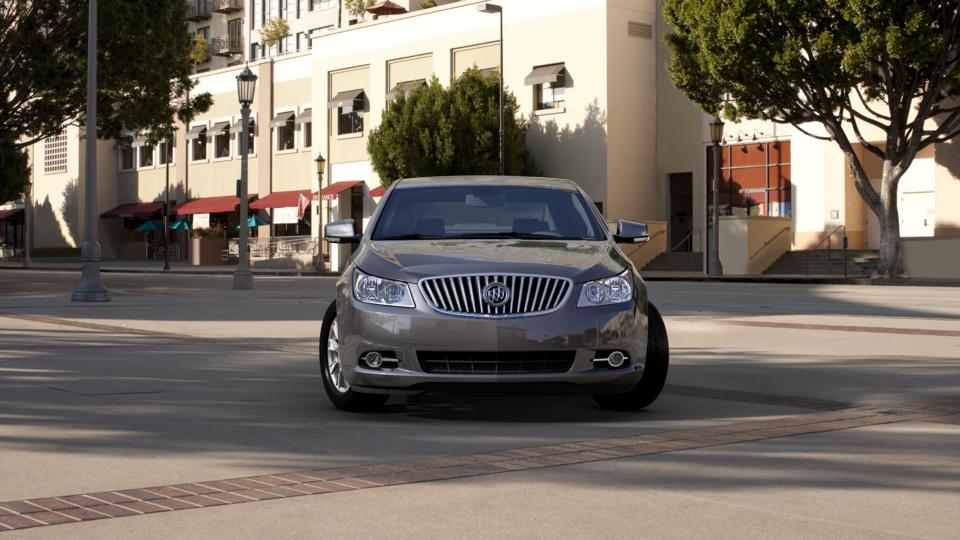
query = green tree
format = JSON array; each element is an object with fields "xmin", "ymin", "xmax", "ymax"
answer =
[
  {"xmin": 345, "ymin": 0, "xmax": 375, "ymax": 19},
  {"xmin": 0, "ymin": 0, "xmax": 212, "ymax": 201},
  {"xmin": 663, "ymin": 0, "xmax": 960, "ymax": 277},
  {"xmin": 368, "ymin": 69, "xmax": 535, "ymax": 186},
  {"xmin": 259, "ymin": 16, "xmax": 290, "ymax": 49},
  {"xmin": 189, "ymin": 34, "xmax": 212, "ymax": 65}
]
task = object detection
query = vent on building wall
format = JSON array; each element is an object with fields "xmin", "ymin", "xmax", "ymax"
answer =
[
  {"xmin": 44, "ymin": 131, "xmax": 68, "ymax": 174},
  {"xmin": 628, "ymin": 21, "xmax": 652, "ymax": 40}
]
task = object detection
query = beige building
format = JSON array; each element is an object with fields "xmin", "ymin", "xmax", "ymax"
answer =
[{"xmin": 7, "ymin": 0, "xmax": 960, "ymax": 278}]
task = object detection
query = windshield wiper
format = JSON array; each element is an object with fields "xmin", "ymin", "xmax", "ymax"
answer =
[{"xmin": 446, "ymin": 232, "xmax": 561, "ymax": 240}]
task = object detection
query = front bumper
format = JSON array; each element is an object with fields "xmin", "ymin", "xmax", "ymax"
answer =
[{"xmin": 335, "ymin": 281, "xmax": 649, "ymax": 395}]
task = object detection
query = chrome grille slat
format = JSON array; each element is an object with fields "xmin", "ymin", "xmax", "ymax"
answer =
[{"xmin": 419, "ymin": 274, "xmax": 571, "ymax": 318}]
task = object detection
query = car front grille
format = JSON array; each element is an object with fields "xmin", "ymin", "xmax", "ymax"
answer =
[
  {"xmin": 418, "ymin": 351, "xmax": 576, "ymax": 374},
  {"xmin": 418, "ymin": 274, "xmax": 572, "ymax": 317}
]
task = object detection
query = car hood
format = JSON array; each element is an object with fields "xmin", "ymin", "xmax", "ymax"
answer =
[{"xmin": 353, "ymin": 239, "xmax": 630, "ymax": 283}]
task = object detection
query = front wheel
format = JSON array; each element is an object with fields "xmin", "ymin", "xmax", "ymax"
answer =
[
  {"xmin": 593, "ymin": 302, "xmax": 669, "ymax": 411},
  {"xmin": 319, "ymin": 302, "xmax": 388, "ymax": 412}
]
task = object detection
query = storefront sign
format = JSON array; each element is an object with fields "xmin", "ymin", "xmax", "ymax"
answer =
[
  {"xmin": 193, "ymin": 213, "xmax": 210, "ymax": 229},
  {"xmin": 273, "ymin": 206, "xmax": 299, "ymax": 224}
]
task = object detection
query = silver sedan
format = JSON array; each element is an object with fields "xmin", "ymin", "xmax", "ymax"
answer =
[{"xmin": 320, "ymin": 176, "xmax": 669, "ymax": 412}]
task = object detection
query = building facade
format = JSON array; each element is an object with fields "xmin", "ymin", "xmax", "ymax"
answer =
[{"xmin": 8, "ymin": 0, "xmax": 960, "ymax": 277}]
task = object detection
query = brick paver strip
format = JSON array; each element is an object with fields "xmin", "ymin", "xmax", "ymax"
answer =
[{"xmin": 0, "ymin": 396, "xmax": 955, "ymax": 532}]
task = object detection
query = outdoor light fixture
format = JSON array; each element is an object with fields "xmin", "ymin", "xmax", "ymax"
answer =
[
  {"xmin": 709, "ymin": 119, "xmax": 724, "ymax": 145},
  {"xmin": 315, "ymin": 151, "xmax": 326, "ymax": 178},
  {"xmin": 236, "ymin": 66, "xmax": 257, "ymax": 106}
]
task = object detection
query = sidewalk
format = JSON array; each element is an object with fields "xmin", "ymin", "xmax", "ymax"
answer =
[{"xmin": 1, "ymin": 260, "xmax": 958, "ymax": 286}]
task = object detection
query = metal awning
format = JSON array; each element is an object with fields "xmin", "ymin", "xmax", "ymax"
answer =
[
  {"xmin": 131, "ymin": 134, "xmax": 148, "ymax": 147},
  {"xmin": 250, "ymin": 190, "xmax": 313, "ymax": 209},
  {"xmin": 231, "ymin": 118, "xmax": 256, "ymax": 131},
  {"xmin": 0, "ymin": 208, "xmax": 23, "ymax": 220},
  {"xmin": 328, "ymin": 89, "xmax": 365, "ymax": 109},
  {"xmin": 524, "ymin": 64, "xmax": 565, "ymax": 86},
  {"xmin": 176, "ymin": 195, "xmax": 257, "ymax": 215},
  {"xmin": 386, "ymin": 80, "xmax": 426, "ymax": 101},
  {"xmin": 100, "ymin": 201, "xmax": 165, "ymax": 219},
  {"xmin": 316, "ymin": 180, "xmax": 364, "ymax": 201},
  {"xmin": 210, "ymin": 121, "xmax": 230, "ymax": 133},
  {"xmin": 269, "ymin": 111, "xmax": 295, "ymax": 128},
  {"xmin": 295, "ymin": 109, "xmax": 312, "ymax": 124},
  {"xmin": 185, "ymin": 125, "xmax": 207, "ymax": 140}
]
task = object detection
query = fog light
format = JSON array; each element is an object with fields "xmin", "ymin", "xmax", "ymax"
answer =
[
  {"xmin": 363, "ymin": 352, "xmax": 384, "ymax": 369},
  {"xmin": 607, "ymin": 351, "xmax": 627, "ymax": 368}
]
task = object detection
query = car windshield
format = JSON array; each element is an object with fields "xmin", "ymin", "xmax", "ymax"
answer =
[{"xmin": 372, "ymin": 185, "xmax": 607, "ymax": 241}]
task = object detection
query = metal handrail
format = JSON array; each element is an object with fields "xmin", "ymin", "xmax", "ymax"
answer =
[
  {"xmin": 670, "ymin": 229, "xmax": 701, "ymax": 253},
  {"xmin": 749, "ymin": 226, "xmax": 791, "ymax": 260},
  {"xmin": 805, "ymin": 225, "xmax": 848, "ymax": 277}
]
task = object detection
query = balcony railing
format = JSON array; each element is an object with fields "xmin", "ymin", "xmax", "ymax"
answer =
[
  {"xmin": 187, "ymin": 0, "xmax": 212, "ymax": 21},
  {"xmin": 213, "ymin": 0, "xmax": 243, "ymax": 13},
  {"xmin": 212, "ymin": 35, "xmax": 243, "ymax": 56}
]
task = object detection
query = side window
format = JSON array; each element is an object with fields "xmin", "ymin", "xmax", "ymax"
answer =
[
  {"xmin": 119, "ymin": 144, "xmax": 134, "ymax": 171},
  {"xmin": 192, "ymin": 129, "xmax": 208, "ymax": 161},
  {"xmin": 338, "ymin": 105, "xmax": 363, "ymax": 135},
  {"xmin": 138, "ymin": 144, "xmax": 154, "ymax": 168},
  {"xmin": 277, "ymin": 116, "xmax": 295, "ymax": 150}
]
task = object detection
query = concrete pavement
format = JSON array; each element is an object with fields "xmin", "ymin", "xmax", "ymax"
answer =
[{"xmin": 0, "ymin": 270, "xmax": 957, "ymax": 538}]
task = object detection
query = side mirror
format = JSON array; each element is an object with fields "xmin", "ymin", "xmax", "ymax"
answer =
[
  {"xmin": 324, "ymin": 219, "xmax": 362, "ymax": 244},
  {"xmin": 613, "ymin": 219, "xmax": 649, "ymax": 244}
]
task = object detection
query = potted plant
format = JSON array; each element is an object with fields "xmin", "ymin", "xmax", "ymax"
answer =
[{"xmin": 189, "ymin": 224, "xmax": 228, "ymax": 265}]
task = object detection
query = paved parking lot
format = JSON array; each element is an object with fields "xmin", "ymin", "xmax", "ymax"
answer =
[{"xmin": 0, "ymin": 270, "xmax": 958, "ymax": 538}]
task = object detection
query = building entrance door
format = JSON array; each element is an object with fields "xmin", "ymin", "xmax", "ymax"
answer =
[{"xmin": 669, "ymin": 172, "xmax": 693, "ymax": 251}]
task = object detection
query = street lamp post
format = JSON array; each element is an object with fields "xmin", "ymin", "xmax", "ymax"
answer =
[
  {"xmin": 23, "ymin": 180, "xmax": 31, "ymax": 269},
  {"xmin": 72, "ymin": 0, "xmax": 110, "ymax": 302},
  {"xmin": 163, "ymin": 135, "xmax": 171, "ymax": 271},
  {"xmin": 478, "ymin": 3, "xmax": 504, "ymax": 175},
  {"xmin": 234, "ymin": 66, "xmax": 257, "ymax": 290},
  {"xmin": 314, "ymin": 151, "xmax": 325, "ymax": 272},
  {"xmin": 708, "ymin": 118, "xmax": 725, "ymax": 277}
]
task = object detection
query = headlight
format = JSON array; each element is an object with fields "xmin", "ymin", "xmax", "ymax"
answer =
[
  {"xmin": 353, "ymin": 269, "xmax": 416, "ymax": 308},
  {"xmin": 577, "ymin": 271, "xmax": 633, "ymax": 307}
]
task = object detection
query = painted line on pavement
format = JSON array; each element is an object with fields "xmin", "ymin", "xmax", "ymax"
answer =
[{"xmin": 0, "ymin": 396, "xmax": 956, "ymax": 532}]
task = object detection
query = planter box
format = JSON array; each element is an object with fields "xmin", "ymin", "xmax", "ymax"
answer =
[
  {"xmin": 118, "ymin": 241, "xmax": 148, "ymax": 259},
  {"xmin": 190, "ymin": 238, "xmax": 228, "ymax": 266}
]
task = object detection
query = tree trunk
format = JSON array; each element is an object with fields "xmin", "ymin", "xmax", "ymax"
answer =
[{"xmin": 876, "ymin": 163, "xmax": 904, "ymax": 278}]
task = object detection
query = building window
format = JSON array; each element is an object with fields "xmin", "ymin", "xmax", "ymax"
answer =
[
  {"xmin": 338, "ymin": 105, "xmax": 363, "ymax": 135},
  {"xmin": 247, "ymin": 121, "xmax": 256, "ymax": 155},
  {"xmin": 139, "ymin": 144, "xmax": 154, "ymax": 168},
  {"xmin": 119, "ymin": 144, "xmax": 134, "ymax": 171},
  {"xmin": 44, "ymin": 131, "xmax": 68, "ymax": 174},
  {"xmin": 277, "ymin": 116, "xmax": 296, "ymax": 150},
  {"xmin": 536, "ymin": 81, "xmax": 565, "ymax": 110},
  {"xmin": 708, "ymin": 140, "xmax": 792, "ymax": 218},
  {"xmin": 196, "ymin": 26, "xmax": 210, "ymax": 40},
  {"xmin": 215, "ymin": 127, "xmax": 231, "ymax": 158},
  {"xmin": 296, "ymin": 32, "xmax": 302, "ymax": 51},
  {"xmin": 311, "ymin": 0, "xmax": 335, "ymax": 10},
  {"xmin": 250, "ymin": 43, "xmax": 259, "ymax": 60},
  {"xmin": 303, "ymin": 122, "xmax": 312, "ymax": 148},
  {"xmin": 158, "ymin": 139, "xmax": 174, "ymax": 165},
  {"xmin": 192, "ymin": 129, "xmax": 208, "ymax": 161}
]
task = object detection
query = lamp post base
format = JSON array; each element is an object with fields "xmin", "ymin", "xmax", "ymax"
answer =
[
  {"xmin": 233, "ymin": 270, "xmax": 253, "ymax": 290},
  {"xmin": 71, "ymin": 241, "xmax": 111, "ymax": 302}
]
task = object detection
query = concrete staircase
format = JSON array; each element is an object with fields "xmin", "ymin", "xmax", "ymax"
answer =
[
  {"xmin": 764, "ymin": 250, "xmax": 880, "ymax": 276},
  {"xmin": 642, "ymin": 251, "xmax": 704, "ymax": 273}
]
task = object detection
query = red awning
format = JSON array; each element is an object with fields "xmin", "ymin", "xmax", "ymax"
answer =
[
  {"xmin": 176, "ymin": 195, "xmax": 256, "ymax": 215},
  {"xmin": 0, "ymin": 208, "xmax": 23, "ymax": 220},
  {"xmin": 100, "ymin": 202, "xmax": 164, "ymax": 219},
  {"xmin": 250, "ymin": 190, "xmax": 313, "ymax": 209},
  {"xmin": 317, "ymin": 181, "xmax": 364, "ymax": 201},
  {"xmin": 367, "ymin": 0, "xmax": 407, "ymax": 15},
  {"xmin": 369, "ymin": 185, "xmax": 386, "ymax": 198}
]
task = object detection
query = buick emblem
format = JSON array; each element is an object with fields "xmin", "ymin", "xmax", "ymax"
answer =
[{"xmin": 482, "ymin": 282, "xmax": 511, "ymax": 307}]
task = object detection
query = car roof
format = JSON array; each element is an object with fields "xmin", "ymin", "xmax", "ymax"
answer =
[{"xmin": 393, "ymin": 176, "xmax": 581, "ymax": 192}]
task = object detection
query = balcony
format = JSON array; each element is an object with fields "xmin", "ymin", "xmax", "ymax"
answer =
[
  {"xmin": 212, "ymin": 0, "xmax": 243, "ymax": 13},
  {"xmin": 187, "ymin": 0, "xmax": 212, "ymax": 21},
  {"xmin": 212, "ymin": 35, "xmax": 243, "ymax": 56}
]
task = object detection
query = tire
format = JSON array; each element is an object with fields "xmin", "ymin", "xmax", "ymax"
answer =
[
  {"xmin": 319, "ymin": 302, "xmax": 388, "ymax": 412},
  {"xmin": 593, "ymin": 302, "xmax": 669, "ymax": 411}
]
